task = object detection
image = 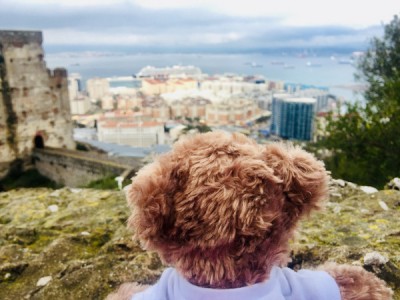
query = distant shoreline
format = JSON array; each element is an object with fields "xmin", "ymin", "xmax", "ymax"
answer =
[
  {"xmin": 331, "ymin": 84, "xmax": 367, "ymax": 92},
  {"xmin": 47, "ymin": 52, "xmax": 359, "ymax": 101}
]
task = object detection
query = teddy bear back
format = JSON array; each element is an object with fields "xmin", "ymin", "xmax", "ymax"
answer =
[{"xmin": 127, "ymin": 131, "xmax": 329, "ymax": 288}]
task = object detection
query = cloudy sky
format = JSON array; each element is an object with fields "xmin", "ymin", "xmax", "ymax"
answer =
[{"xmin": 0, "ymin": 0, "xmax": 398, "ymax": 52}]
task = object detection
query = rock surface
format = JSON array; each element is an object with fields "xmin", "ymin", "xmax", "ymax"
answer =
[
  {"xmin": 0, "ymin": 181, "xmax": 399, "ymax": 299},
  {"xmin": 291, "ymin": 179, "xmax": 400, "ymax": 299}
]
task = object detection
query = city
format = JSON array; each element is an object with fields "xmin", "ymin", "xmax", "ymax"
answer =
[
  {"xmin": 69, "ymin": 64, "xmax": 339, "ymax": 157},
  {"xmin": 0, "ymin": 30, "xmax": 339, "ymax": 181}
]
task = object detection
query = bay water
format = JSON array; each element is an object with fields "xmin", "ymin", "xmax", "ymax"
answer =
[{"xmin": 46, "ymin": 52, "xmax": 364, "ymax": 101}]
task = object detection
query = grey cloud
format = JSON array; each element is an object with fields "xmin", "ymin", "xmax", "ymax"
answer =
[
  {"xmin": 0, "ymin": 1, "xmax": 260, "ymax": 33},
  {"xmin": 0, "ymin": 1, "xmax": 381, "ymax": 51},
  {"xmin": 241, "ymin": 25, "xmax": 382, "ymax": 48}
]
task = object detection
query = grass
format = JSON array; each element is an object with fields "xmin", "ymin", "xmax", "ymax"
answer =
[{"xmin": 84, "ymin": 176, "xmax": 131, "ymax": 190}]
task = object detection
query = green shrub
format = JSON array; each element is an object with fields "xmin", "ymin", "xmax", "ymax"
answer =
[{"xmin": 84, "ymin": 176, "xmax": 130, "ymax": 190}]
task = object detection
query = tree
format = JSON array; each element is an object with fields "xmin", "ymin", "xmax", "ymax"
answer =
[
  {"xmin": 356, "ymin": 15, "xmax": 400, "ymax": 105},
  {"xmin": 317, "ymin": 14, "xmax": 400, "ymax": 188}
]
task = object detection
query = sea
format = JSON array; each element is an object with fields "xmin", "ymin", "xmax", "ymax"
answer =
[{"xmin": 46, "ymin": 52, "xmax": 364, "ymax": 102}]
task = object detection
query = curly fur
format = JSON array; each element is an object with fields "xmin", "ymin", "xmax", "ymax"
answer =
[
  {"xmin": 320, "ymin": 263, "xmax": 393, "ymax": 300},
  {"xmin": 127, "ymin": 131, "xmax": 328, "ymax": 288},
  {"xmin": 106, "ymin": 131, "xmax": 394, "ymax": 299}
]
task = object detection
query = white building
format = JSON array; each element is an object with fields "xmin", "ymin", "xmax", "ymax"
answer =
[
  {"xmin": 205, "ymin": 98, "xmax": 260, "ymax": 126},
  {"xmin": 70, "ymin": 96, "xmax": 91, "ymax": 115},
  {"xmin": 68, "ymin": 73, "xmax": 91, "ymax": 115},
  {"xmin": 141, "ymin": 78, "xmax": 198, "ymax": 95},
  {"xmin": 68, "ymin": 73, "xmax": 82, "ymax": 100},
  {"xmin": 255, "ymin": 92, "xmax": 273, "ymax": 111},
  {"xmin": 101, "ymin": 95, "xmax": 115, "ymax": 111},
  {"xmin": 87, "ymin": 78, "xmax": 110, "ymax": 100},
  {"xmin": 97, "ymin": 121, "xmax": 165, "ymax": 147},
  {"xmin": 294, "ymin": 88, "xmax": 330, "ymax": 112},
  {"xmin": 200, "ymin": 78, "xmax": 270, "ymax": 95},
  {"xmin": 137, "ymin": 65, "xmax": 202, "ymax": 79}
]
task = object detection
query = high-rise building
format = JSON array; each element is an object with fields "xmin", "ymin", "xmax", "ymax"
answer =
[
  {"xmin": 271, "ymin": 95, "xmax": 316, "ymax": 141},
  {"xmin": 295, "ymin": 88, "xmax": 330, "ymax": 112},
  {"xmin": 68, "ymin": 73, "xmax": 82, "ymax": 100},
  {"xmin": 270, "ymin": 93, "xmax": 291, "ymax": 136}
]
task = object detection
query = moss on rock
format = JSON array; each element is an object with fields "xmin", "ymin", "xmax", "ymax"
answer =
[
  {"xmin": 292, "ymin": 180, "xmax": 400, "ymax": 299},
  {"xmin": 0, "ymin": 188, "xmax": 161, "ymax": 299},
  {"xmin": 0, "ymin": 180, "xmax": 398, "ymax": 299}
]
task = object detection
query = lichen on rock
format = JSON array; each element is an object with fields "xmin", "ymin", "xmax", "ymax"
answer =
[
  {"xmin": 0, "ymin": 188, "xmax": 162, "ymax": 300},
  {"xmin": 0, "ymin": 180, "xmax": 399, "ymax": 299},
  {"xmin": 291, "ymin": 180, "xmax": 400, "ymax": 299}
]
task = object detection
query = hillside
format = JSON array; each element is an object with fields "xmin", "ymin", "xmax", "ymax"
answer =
[{"xmin": 0, "ymin": 180, "xmax": 399, "ymax": 299}]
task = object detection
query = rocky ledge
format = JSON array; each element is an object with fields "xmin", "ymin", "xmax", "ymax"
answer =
[{"xmin": 0, "ymin": 180, "xmax": 399, "ymax": 299}]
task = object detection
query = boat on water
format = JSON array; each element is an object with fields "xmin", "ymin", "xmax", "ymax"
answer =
[
  {"xmin": 338, "ymin": 59, "xmax": 354, "ymax": 65},
  {"xmin": 306, "ymin": 61, "xmax": 322, "ymax": 67},
  {"xmin": 283, "ymin": 64, "xmax": 295, "ymax": 69},
  {"xmin": 245, "ymin": 62, "xmax": 263, "ymax": 68}
]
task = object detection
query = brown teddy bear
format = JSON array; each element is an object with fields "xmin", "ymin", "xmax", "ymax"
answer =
[{"xmin": 108, "ymin": 131, "xmax": 393, "ymax": 300}]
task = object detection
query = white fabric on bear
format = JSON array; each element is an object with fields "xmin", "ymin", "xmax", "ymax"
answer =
[{"xmin": 131, "ymin": 266, "xmax": 341, "ymax": 300}]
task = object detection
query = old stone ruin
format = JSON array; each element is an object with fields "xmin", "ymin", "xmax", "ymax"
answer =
[{"xmin": 0, "ymin": 30, "xmax": 75, "ymax": 179}]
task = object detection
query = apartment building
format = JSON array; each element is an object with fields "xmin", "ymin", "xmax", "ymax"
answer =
[
  {"xmin": 87, "ymin": 78, "xmax": 110, "ymax": 100},
  {"xmin": 271, "ymin": 95, "xmax": 316, "ymax": 141},
  {"xmin": 141, "ymin": 78, "xmax": 197, "ymax": 95},
  {"xmin": 97, "ymin": 119, "xmax": 165, "ymax": 147},
  {"xmin": 206, "ymin": 98, "xmax": 260, "ymax": 126}
]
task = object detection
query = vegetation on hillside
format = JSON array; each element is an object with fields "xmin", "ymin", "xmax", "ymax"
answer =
[
  {"xmin": 182, "ymin": 117, "xmax": 212, "ymax": 134},
  {"xmin": 0, "ymin": 169, "xmax": 59, "ymax": 191},
  {"xmin": 313, "ymin": 14, "xmax": 400, "ymax": 188},
  {"xmin": 84, "ymin": 175, "xmax": 131, "ymax": 190}
]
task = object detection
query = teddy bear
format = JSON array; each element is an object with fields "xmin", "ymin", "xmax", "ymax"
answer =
[{"xmin": 107, "ymin": 131, "xmax": 393, "ymax": 300}]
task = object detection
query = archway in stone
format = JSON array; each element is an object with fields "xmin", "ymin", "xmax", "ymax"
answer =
[{"xmin": 34, "ymin": 135, "xmax": 45, "ymax": 149}]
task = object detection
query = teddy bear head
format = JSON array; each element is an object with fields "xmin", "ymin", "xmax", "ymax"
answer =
[{"xmin": 127, "ymin": 131, "xmax": 328, "ymax": 288}]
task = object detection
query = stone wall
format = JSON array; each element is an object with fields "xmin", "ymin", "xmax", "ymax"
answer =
[
  {"xmin": 32, "ymin": 148, "xmax": 132, "ymax": 187},
  {"xmin": 0, "ymin": 30, "xmax": 75, "ymax": 178},
  {"xmin": 0, "ymin": 31, "xmax": 42, "ymax": 46}
]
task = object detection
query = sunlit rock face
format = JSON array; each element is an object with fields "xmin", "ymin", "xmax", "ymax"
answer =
[{"xmin": 0, "ymin": 180, "xmax": 399, "ymax": 299}]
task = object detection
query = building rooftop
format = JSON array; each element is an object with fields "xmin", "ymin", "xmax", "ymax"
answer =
[
  {"xmin": 137, "ymin": 65, "xmax": 202, "ymax": 77},
  {"xmin": 75, "ymin": 138, "xmax": 170, "ymax": 158},
  {"xmin": 284, "ymin": 97, "xmax": 316, "ymax": 104},
  {"xmin": 99, "ymin": 121, "xmax": 163, "ymax": 128},
  {"xmin": 273, "ymin": 93, "xmax": 292, "ymax": 99},
  {"xmin": 100, "ymin": 111, "xmax": 143, "ymax": 118},
  {"xmin": 144, "ymin": 79, "xmax": 165, "ymax": 85}
]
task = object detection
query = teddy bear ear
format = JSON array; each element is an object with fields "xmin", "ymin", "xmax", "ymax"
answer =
[
  {"xmin": 263, "ymin": 143, "xmax": 329, "ymax": 221},
  {"xmin": 126, "ymin": 155, "xmax": 187, "ymax": 251}
]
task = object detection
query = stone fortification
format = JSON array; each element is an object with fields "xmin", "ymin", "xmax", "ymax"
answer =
[
  {"xmin": 0, "ymin": 30, "xmax": 75, "ymax": 178},
  {"xmin": 32, "ymin": 147, "xmax": 140, "ymax": 187},
  {"xmin": 0, "ymin": 31, "xmax": 42, "ymax": 46}
]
